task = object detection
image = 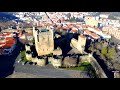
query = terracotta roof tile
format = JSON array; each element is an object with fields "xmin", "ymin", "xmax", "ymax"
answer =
[
  {"xmin": 84, "ymin": 30, "xmax": 99, "ymax": 38},
  {"xmin": 80, "ymin": 35, "xmax": 86, "ymax": 38},
  {"xmin": 71, "ymin": 29, "xmax": 77, "ymax": 33},
  {"xmin": 91, "ymin": 32, "xmax": 99, "ymax": 37},
  {"xmin": 75, "ymin": 25, "xmax": 82, "ymax": 28},
  {"xmin": 84, "ymin": 30, "xmax": 92, "ymax": 34}
]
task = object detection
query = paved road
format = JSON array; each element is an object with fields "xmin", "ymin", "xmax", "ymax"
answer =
[{"xmin": 13, "ymin": 61, "xmax": 90, "ymax": 78}]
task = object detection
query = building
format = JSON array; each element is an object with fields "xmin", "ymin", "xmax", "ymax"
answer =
[
  {"xmin": 0, "ymin": 33, "xmax": 16, "ymax": 49},
  {"xmin": 85, "ymin": 16, "xmax": 98, "ymax": 27},
  {"xmin": 84, "ymin": 30, "xmax": 100, "ymax": 40},
  {"xmin": 108, "ymin": 29, "xmax": 120, "ymax": 41},
  {"xmin": 99, "ymin": 14, "xmax": 109, "ymax": 19},
  {"xmin": 70, "ymin": 34, "xmax": 86, "ymax": 54},
  {"xmin": 33, "ymin": 27, "xmax": 54, "ymax": 56},
  {"xmin": 88, "ymin": 26, "xmax": 111, "ymax": 39}
]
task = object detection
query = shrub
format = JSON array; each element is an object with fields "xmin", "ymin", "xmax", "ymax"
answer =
[{"xmin": 101, "ymin": 47, "xmax": 107, "ymax": 56}]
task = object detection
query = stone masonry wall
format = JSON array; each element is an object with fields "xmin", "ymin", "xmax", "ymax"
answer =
[{"xmin": 80, "ymin": 54, "xmax": 107, "ymax": 78}]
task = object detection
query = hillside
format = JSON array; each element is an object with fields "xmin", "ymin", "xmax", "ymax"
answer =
[{"xmin": 0, "ymin": 12, "xmax": 18, "ymax": 22}]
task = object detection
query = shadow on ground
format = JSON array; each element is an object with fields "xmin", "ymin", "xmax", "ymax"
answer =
[
  {"xmin": 0, "ymin": 37, "xmax": 23, "ymax": 78},
  {"xmin": 54, "ymin": 33, "xmax": 78, "ymax": 57}
]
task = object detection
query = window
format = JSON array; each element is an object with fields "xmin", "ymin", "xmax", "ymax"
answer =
[{"xmin": 37, "ymin": 35, "xmax": 39, "ymax": 42}]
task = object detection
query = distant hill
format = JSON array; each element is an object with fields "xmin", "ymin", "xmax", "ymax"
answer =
[
  {"xmin": 0, "ymin": 12, "xmax": 18, "ymax": 22},
  {"xmin": 87, "ymin": 12, "xmax": 120, "ymax": 17},
  {"xmin": 99, "ymin": 12, "xmax": 120, "ymax": 17}
]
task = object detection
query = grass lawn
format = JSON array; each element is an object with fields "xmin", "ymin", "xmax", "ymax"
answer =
[
  {"xmin": 20, "ymin": 50, "xmax": 32, "ymax": 62},
  {"xmin": 61, "ymin": 62, "xmax": 98, "ymax": 78},
  {"xmin": 64, "ymin": 62, "xmax": 92, "ymax": 71}
]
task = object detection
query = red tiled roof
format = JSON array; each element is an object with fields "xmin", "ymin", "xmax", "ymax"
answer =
[
  {"xmin": 84, "ymin": 30, "xmax": 92, "ymax": 35},
  {"xmin": 95, "ymin": 28, "xmax": 101, "ymax": 32},
  {"xmin": 91, "ymin": 32, "xmax": 99, "ymax": 37},
  {"xmin": 84, "ymin": 30, "xmax": 100, "ymax": 38},
  {"xmin": 80, "ymin": 35, "xmax": 86, "ymax": 38},
  {"xmin": 63, "ymin": 26, "xmax": 70, "ymax": 30},
  {"xmin": 71, "ymin": 29, "xmax": 77, "ymax": 33},
  {"xmin": 0, "ymin": 37, "xmax": 15, "ymax": 49},
  {"xmin": 68, "ymin": 25, "xmax": 74, "ymax": 28},
  {"xmin": 88, "ymin": 26, "xmax": 101, "ymax": 32},
  {"xmin": 75, "ymin": 25, "xmax": 82, "ymax": 28},
  {"xmin": 6, "ymin": 37, "xmax": 14, "ymax": 40}
]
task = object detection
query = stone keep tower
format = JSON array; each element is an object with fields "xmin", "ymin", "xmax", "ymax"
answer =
[
  {"xmin": 78, "ymin": 35, "xmax": 86, "ymax": 47},
  {"xmin": 34, "ymin": 28, "xmax": 54, "ymax": 56},
  {"xmin": 77, "ymin": 35, "xmax": 86, "ymax": 53}
]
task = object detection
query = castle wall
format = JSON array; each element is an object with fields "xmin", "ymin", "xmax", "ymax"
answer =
[
  {"xmin": 53, "ymin": 49, "xmax": 62, "ymax": 55},
  {"xmin": 37, "ymin": 58, "xmax": 46, "ymax": 66},
  {"xmin": 25, "ymin": 44, "xmax": 31, "ymax": 51},
  {"xmin": 70, "ymin": 35, "xmax": 86, "ymax": 54},
  {"xmin": 34, "ymin": 28, "xmax": 54, "ymax": 56},
  {"xmin": 25, "ymin": 52, "xmax": 32, "ymax": 60},
  {"xmin": 80, "ymin": 54, "xmax": 107, "ymax": 78}
]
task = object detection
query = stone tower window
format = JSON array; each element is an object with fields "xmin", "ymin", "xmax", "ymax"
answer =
[{"xmin": 37, "ymin": 35, "xmax": 39, "ymax": 42}]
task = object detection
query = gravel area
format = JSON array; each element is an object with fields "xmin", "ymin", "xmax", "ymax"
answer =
[{"xmin": 11, "ymin": 60, "xmax": 90, "ymax": 78}]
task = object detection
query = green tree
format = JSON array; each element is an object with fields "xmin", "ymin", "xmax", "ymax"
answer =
[
  {"xmin": 106, "ymin": 47, "xmax": 116, "ymax": 60},
  {"xmin": 47, "ymin": 53, "xmax": 53, "ymax": 57},
  {"xmin": 98, "ymin": 38, "xmax": 101, "ymax": 43},
  {"xmin": 101, "ymin": 46, "xmax": 107, "ymax": 56}
]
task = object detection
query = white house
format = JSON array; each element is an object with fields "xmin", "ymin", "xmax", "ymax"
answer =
[{"xmin": 99, "ymin": 14, "xmax": 109, "ymax": 19}]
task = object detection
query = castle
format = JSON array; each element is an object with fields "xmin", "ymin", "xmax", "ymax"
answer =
[
  {"xmin": 33, "ymin": 26, "xmax": 54, "ymax": 56},
  {"xmin": 24, "ymin": 26, "xmax": 62, "ymax": 68},
  {"xmin": 70, "ymin": 34, "xmax": 86, "ymax": 54}
]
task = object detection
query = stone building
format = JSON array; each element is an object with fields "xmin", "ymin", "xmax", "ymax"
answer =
[
  {"xmin": 63, "ymin": 56, "xmax": 77, "ymax": 68},
  {"xmin": 25, "ymin": 51, "xmax": 32, "ymax": 61},
  {"xmin": 25, "ymin": 44, "xmax": 31, "ymax": 51},
  {"xmin": 70, "ymin": 34, "xmax": 86, "ymax": 54},
  {"xmin": 33, "ymin": 27, "xmax": 54, "ymax": 56},
  {"xmin": 48, "ymin": 57, "xmax": 62, "ymax": 68}
]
